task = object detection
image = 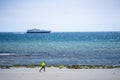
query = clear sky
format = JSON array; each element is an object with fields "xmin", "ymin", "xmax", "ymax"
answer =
[{"xmin": 0, "ymin": 0, "xmax": 120, "ymax": 32}]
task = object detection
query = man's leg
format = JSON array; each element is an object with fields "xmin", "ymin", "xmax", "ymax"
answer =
[
  {"xmin": 39, "ymin": 67, "xmax": 43, "ymax": 72},
  {"xmin": 44, "ymin": 67, "xmax": 45, "ymax": 72}
]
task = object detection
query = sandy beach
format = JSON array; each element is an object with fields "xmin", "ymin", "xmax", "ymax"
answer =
[{"xmin": 0, "ymin": 67, "xmax": 120, "ymax": 80}]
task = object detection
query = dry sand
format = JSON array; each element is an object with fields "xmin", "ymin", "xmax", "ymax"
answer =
[{"xmin": 0, "ymin": 67, "xmax": 120, "ymax": 80}]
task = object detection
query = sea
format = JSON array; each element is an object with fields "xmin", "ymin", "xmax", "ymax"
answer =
[{"xmin": 0, "ymin": 32, "xmax": 120, "ymax": 66}]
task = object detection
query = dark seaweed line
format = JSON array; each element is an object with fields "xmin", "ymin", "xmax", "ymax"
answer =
[{"xmin": 0, "ymin": 64, "xmax": 120, "ymax": 69}]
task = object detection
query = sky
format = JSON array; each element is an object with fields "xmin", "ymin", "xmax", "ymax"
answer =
[{"xmin": 0, "ymin": 0, "xmax": 120, "ymax": 32}]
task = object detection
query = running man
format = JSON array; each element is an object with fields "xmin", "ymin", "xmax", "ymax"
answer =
[{"xmin": 39, "ymin": 61, "xmax": 46, "ymax": 72}]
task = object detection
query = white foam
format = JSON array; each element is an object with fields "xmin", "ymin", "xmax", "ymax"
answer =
[{"xmin": 0, "ymin": 53, "xmax": 15, "ymax": 56}]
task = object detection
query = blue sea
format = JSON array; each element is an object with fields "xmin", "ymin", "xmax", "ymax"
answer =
[{"xmin": 0, "ymin": 32, "xmax": 120, "ymax": 66}]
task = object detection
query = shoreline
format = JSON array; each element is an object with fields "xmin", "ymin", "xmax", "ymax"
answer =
[{"xmin": 1, "ymin": 64, "xmax": 120, "ymax": 69}]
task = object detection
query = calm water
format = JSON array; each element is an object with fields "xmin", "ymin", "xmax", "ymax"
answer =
[{"xmin": 0, "ymin": 32, "xmax": 120, "ymax": 66}]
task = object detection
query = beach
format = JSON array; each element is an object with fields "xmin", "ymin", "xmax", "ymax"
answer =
[
  {"xmin": 0, "ymin": 67, "xmax": 120, "ymax": 80},
  {"xmin": 0, "ymin": 32, "xmax": 120, "ymax": 80}
]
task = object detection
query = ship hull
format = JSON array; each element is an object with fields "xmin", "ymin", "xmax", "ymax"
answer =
[{"xmin": 27, "ymin": 31, "xmax": 51, "ymax": 33}]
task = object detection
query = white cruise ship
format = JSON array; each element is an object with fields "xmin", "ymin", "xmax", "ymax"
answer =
[{"xmin": 27, "ymin": 29, "xmax": 51, "ymax": 33}]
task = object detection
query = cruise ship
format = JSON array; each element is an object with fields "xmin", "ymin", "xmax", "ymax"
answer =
[{"xmin": 27, "ymin": 29, "xmax": 51, "ymax": 33}]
